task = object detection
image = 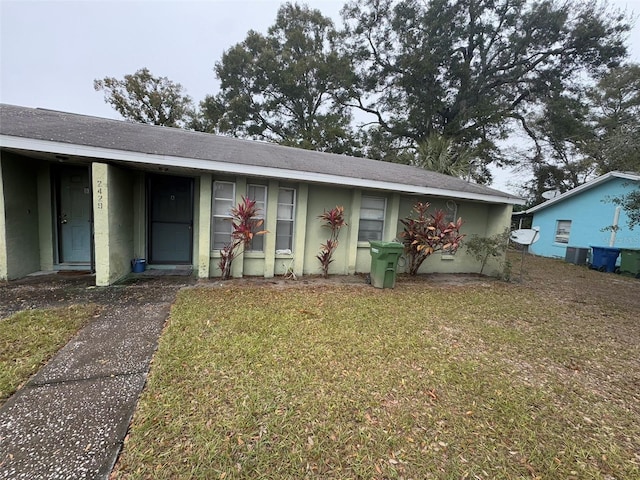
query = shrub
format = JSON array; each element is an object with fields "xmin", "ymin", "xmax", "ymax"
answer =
[
  {"xmin": 465, "ymin": 229, "xmax": 510, "ymax": 275},
  {"xmin": 218, "ymin": 196, "xmax": 267, "ymax": 280},
  {"xmin": 316, "ymin": 206, "xmax": 346, "ymax": 278},
  {"xmin": 399, "ymin": 201, "xmax": 464, "ymax": 275}
]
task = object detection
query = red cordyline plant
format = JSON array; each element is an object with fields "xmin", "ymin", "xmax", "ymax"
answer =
[
  {"xmin": 316, "ymin": 205, "xmax": 347, "ymax": 278},
  {"xmin": 218, "ymin": 196, "xmax": 268, "ymax": 280},
  {"xmin": 399, "ymin": 201, "xmax": 464, "ymax": 275}
]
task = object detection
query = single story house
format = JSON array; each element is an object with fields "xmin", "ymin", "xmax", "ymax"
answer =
[
  {"xmin": 0, "ymin": 104, "xmax": 524, "ymax": 285},
  {"xmin": 526, "ymin": 171, "xmax": 640, "ymax": 260}
]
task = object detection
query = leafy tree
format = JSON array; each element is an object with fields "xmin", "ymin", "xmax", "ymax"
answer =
[
  {"xmin": 411, "ymin": 133, "xmax": 475, "ymax": 179},
  {"xmin": 613, "ymin": 189, "xmax": 640, "ymax": 230},
  {"xmin": 588, "ymin": 64, "xmax": 640, "ymax": 174},
  {"xmin": 94, "ymin": 68, "xmax": 194, "ymax": 127},
  {"xmin": 523, "ymin": 64, "xmax": 639, "ymax": 204},
  {"xmin": 206, "ymin": 2, "xmax": 358, "ymax": 154},
  {"xmin": 340, "ymin": 0, "xmax": 630, "ymax": 176}
]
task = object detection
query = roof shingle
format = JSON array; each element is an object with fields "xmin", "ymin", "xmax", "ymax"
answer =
[{"xmin": 1, "ymin": 104, "xmax": 522, "ymax": 203}]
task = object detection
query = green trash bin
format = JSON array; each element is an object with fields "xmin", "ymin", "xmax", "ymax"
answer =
[
  {"xmin": 369, "ymin": 241, "xmax": 404, "ymax": 289},
  {"xmin": 619, "ymin": 248, "xmax": 640, "ymax": 278}
]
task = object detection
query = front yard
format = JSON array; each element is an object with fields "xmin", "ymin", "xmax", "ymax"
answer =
[{"xmin": 112, "ymin": 254, "xmax": 639, "ymax": 479}]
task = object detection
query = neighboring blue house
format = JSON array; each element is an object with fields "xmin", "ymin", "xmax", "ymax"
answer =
[{"xmin": 526, "ymin": 171, "xmax": 640, "ymax": 260}]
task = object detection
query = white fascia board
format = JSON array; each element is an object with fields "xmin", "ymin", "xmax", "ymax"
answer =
[
  {"xmin": 526, "ymin": 171, "xmax": 640, "ymax": 214},
  {"xmin": 0, "ymin": 135, "xmax": 524, "ymax": 205}
]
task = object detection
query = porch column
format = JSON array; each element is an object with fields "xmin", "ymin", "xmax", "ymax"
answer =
[
  {"xmin": 92, "ymin": 163, "xmax": 134, "ymax": 286},
  {"xmin": 198, "ymin": 173, "xmax": 212, "ymax": 279},
  {"xmin": 384, "ymin": 193, "xmax": 401, "ymax": 240},
  {"xmin": 0, "ymin": 159, "xmax": 7, "ymax": 281},
  {"xmin": 263, "ymin": 179, "xmax": 279, "ymax": 278},
  {"xmin": 293, "ymin": 183, "xmax": 308, "ymax": 277},
  {"xmin": 346, "ymin": 189, "xmax": 362, "ymax": 275}
]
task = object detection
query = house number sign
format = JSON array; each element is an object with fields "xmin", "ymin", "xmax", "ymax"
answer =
[{"xmin": 96, "ymin": 180, "xmax": 104, "ymax": 209}]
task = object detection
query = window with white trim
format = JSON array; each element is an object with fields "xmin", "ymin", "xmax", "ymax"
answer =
[
  {"xmin": 358, "ymin": 196, "xmax": 386, "ymax": 241},
  {"xmin": 555, "ymin": 220, "xmax": 571, "ymax": 244},
  {"xmin": 276, "ymin": 188, "xmax": 296, "ymax": 251},
  {"xmin": 212, "ymin": 181, "xmax": 235, "ymax": 250},
  {"xmin": 246, "ymin": 184, "xmax": 267, "ymax": 252}
]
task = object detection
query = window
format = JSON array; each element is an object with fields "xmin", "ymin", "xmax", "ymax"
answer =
[
  {"xmin": 442, "ymin": 201, "xmax": 459, "ymax": 255},
  {"xmin": 246, "ymin": 184, "xmax": 267, "ymax": 251},
  {"xmin": 555, "ymin": 220, "xmax": 571, "ymax": 244},
  {"xmin": 358, "ymin": 196, "xmax": 386, "ymax": 241},
  {"xmin": 443, "ymin": 201, "xmax": 458, "ymax": 225},
  {"xmin": 212, "ymin": 181, "xmax": 235, "ymax": 250},
  {"xmin": 276, "ymin": 188, "xmax": 296, "ymax": 251}
]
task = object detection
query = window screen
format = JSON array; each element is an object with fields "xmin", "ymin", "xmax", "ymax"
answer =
[
  {"xmin": 358, "ymin": 196, "xmax": 386, "ymax": 241},
  {"xmin": 555, "ymin": 220, "xmax": 571, "ymax": 244},
  {"xmin": 212, "ymin": 181, "xmax": 235, "ymax": 250},
  {"xmin": 276, "ymin": 188, "xmax": 295, "ymax": 251}
]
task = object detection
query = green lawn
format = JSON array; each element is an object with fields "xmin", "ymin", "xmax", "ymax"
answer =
[
  {"xmin": 113, "ymin": 258, "xmax": 639, "ymax": 479},
  {"xmin": 1, "ymin": 305, "xmax": 97, "ymax": 404}
]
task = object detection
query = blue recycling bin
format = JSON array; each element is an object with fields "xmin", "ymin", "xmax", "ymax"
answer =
[
  {"xmin": 589, "ymin": 247, "xmax": 620, "ymax": 273},
  {"xmin": 131, "ymin": 258, "xmax": 146, "ymax": 273}
]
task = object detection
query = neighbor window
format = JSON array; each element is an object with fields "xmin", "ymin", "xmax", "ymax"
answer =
[
  {"xmin": 358, "ymin": 196, "xmax": 386, "ymax": 241},
  {"xmin": 212, "ymin": 181, "xmax": 235, "ymax": 250},
  {"xmin": 246, "ymin": 184, "xmax": 267, "ymax": 252},
  {"xmin": 555, "ymin": 220, "xmax": 571, "ymax": 244},
  {"xmin": 276, "ymin": 188, "xmax": 296, "ymax": 252}
]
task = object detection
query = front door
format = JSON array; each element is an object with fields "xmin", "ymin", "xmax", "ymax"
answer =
[
  {"xmin": 58, "ymin": 167, "xmax": 92, "ymax": 263},
  {"xmin": 148, "ymin": 175, "xmax": 194, "ymax": 264}
]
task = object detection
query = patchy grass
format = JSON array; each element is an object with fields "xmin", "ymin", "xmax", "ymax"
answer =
[
  {"xmin": 0, "ymin": 305, "xmax": 97, "ymax": 404},
  {"xmin": 113, "ymin": 256, "xmax": 640, "ymax": 479}
]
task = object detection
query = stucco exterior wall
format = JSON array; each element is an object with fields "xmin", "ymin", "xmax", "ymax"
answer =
[
  {"xmin": 37, "ymin": 163, "xmax": 54, "ymax": 272},
  {"xmin": 131, "ymin": 171, "xmax": 146, "ymax": 261},
  {"xmin": 204, "ymin": 176, "xmax": 515, "ymax": 278},
  {"xmin": 93, "ymin": 163, "xmax": 134, "ymax": 286},
  {"xmin": 304, "ymin": 184, "xmax": 352, "ymax": 276},
  {"xmin": 385, "ymin": 196, "xmax": 512, "ymax": 275},
  {"xmin": 0, "ymin": 157, "xmax": 7, "ymax": 280},
  {"xmin": 0, "ymin": 153, "xmax": 40, "ymax": 280},
  {"xmin": 530, "ymin": 178, "xmax": 640, "ymax": 259}
]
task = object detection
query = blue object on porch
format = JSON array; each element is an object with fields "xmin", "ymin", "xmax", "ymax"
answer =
[{"xmin": 131, "ymin": 259, "xmax": 146, "ymax": 273}]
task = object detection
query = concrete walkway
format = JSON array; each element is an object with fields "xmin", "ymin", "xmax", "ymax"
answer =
[{"xmin": 0, "ymin": 274, "xmax": 193, "ymax": 480}]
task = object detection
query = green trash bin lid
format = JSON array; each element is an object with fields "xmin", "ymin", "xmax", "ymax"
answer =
[{"xmin": 369, "ymin": 241, "xmax": 404, "ymax": 251}]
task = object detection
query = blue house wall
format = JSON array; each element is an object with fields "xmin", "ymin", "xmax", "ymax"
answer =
[{"xmin": 530, "ymin": 177, "xmax": 640, "ymax": 259}]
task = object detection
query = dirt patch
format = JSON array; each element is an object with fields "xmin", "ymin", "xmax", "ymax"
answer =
[
  {"xmin": 0, "ymin": 272, "xmax": 196, "ymax": 320},
  {"xmin": 510, "ymin": 250, "xmax": 640, "ymax": 312},
  {"xmin": 2, "ymin": 253, "xmax": 637, "ymax": 318}
]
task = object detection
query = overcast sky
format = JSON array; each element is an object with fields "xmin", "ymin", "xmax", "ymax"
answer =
[{"xmin": 1, "ymin": 0, "xmax": 639, "ymax": 193}]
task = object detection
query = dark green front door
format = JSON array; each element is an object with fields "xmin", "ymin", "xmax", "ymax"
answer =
[{"xmin": 148, "ymin": 175, "xmax": 194, "ymax": 264}]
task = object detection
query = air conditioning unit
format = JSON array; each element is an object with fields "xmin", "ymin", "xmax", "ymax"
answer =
[{"xmin": 565, "ymin": 246, "xmax": 589, "ymax": 266}]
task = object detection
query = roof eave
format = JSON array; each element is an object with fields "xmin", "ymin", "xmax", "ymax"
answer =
[
  {"xmin": 526, "ymin": 171, "xmax": 640, "ymax": 214},
  {"xmin": 0, "ymin": 134, "xmax": 525, "ymax": 205}
]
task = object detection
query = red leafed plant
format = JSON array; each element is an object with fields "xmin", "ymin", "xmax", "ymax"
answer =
[
  {"xmin": 218, "ymin": 196, "xmax": 268, "ymax": 280},
  {"xmin": 398, "ymin": 201, "xmax": 464, "ymax": 275},
  {"xmin": 316, "ymin": 206, "xmax": 346, "ymax": 278}
]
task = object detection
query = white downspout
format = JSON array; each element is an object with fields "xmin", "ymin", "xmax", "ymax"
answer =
[{"xmin": 609, "ymin": 206, "xmax": 621, "ymax": 247}]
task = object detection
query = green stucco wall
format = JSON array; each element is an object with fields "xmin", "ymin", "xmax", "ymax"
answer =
[
  {"xmin": 0, "ymin": 157, "xmax": 6, "ymax": 280},
  {"xmin": 37, "ymin": 163, "xmax": 55, "ymax": 272},
  {"xmin": 203, "ymin": 175, "xmax": 514, "ymax": 279},
  {"xmin": 93, "ymin": 163, "xmax": 134, "ymax": 286},
  {"xmin": 0, "ymin": 153, "xmax": 41, "ymax": 280}
]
